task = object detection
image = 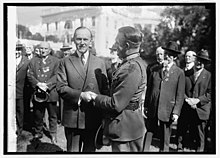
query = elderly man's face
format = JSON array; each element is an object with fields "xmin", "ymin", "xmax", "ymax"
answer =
[
  {"xmin": 156, "ymin": 47, "xmax": 165, "ymax": 64},
  {"xmin": 39, "ymin": 42, "xmax": 50, "ymax": 57},
  {"xmin": 74, "ymin": 28, "xmax": 92, "ymax": 54},
  {"xmin": 185, "ymin": 51, "xmax": 196, "ymax": 64}
]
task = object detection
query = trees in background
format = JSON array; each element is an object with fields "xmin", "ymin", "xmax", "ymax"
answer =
[{"xmin": 140, "ymin": 5, "xmax": 214, "ymax": 59}]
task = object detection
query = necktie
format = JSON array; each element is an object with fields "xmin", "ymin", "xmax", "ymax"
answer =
[
  {"xmin": 163, "ymin": 67, "xmax": 168, "ymax": 77},
  {"xmin": 194, "ymin": 71, "xmax": 199, "ymax": 82},
  {"xmin": 81, "ymin": 53, "xmax": 85, "ymax": 66}
]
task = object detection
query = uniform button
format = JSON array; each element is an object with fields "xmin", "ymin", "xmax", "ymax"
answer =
[
  {"xmin": 44, "ymin": 81, "xmax": 46, "ymax": 83},
  {"xmin": 45, "ymin": 75, "xmax": 47, "ymax": 77},
  {"xmin": 38, "ymin": 75, "xmax": 40, "ymax": 77}
]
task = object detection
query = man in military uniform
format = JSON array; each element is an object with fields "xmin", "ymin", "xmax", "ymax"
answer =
[
  {"xmin": 27, "ymin": 42, "xmax": 60, "ymax": 144},
  {"xmin": 88, "ymin": 26, "xmax": 146, "ymax": 152}
]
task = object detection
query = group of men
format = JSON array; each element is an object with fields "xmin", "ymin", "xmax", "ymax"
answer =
[{"xmin": 15, "ymin": 25, "xmax": 212, "ymax": 152}]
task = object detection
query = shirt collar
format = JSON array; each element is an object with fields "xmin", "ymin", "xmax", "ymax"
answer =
[
  {"xmin": 122, "ymin": 53, "xmax": 140, "ymax": 64},
  {"xmin": 164, "ymin": 61, "xmax": 174, "ymax": 71},
  {"xmin": 77, "ymin": 50, "xmax": 89, "ymax": 61},
  {"xmin": 185, "ymin": 62, "xmax": 194, "ymax": 70}
]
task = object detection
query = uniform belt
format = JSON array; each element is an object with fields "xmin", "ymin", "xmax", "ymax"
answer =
[{"xmin": 125, "ymin": 101, "xmax": 140, "ymax": 111}]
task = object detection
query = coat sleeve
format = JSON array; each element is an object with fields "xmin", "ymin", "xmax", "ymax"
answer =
[
  {"xmin": 46, "ymin": 58, "xmax": 60, "ymax": 91},
  {"xmin": 27, "ymin": 59, "xmax": 39, "ymax": 89},
  {"xmin": 172, "ymin": 70, "xmax": 185, "ymax": 116},
  {"xmin": 56, "ymin": 59, "xmax": 81, "ymax": 104},
  {"xmin": 94, "ymin": 63, "xmax": 142, "ymax": 113}
]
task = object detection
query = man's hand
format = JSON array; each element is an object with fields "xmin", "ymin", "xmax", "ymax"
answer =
[
  {"xmin": 37, "ymin": 82, "xmax": 48, "ymax": 92},
  {"xmin": 172, "ymin": 114, "xmax": 179, "ymax": 122},
  {"xmin": 87, "ymin": 91, "xmax": 98, "ymax": 100},
  {"xmin": 80, "ymin": 92, "xmax": 92, "ymax": 102}
]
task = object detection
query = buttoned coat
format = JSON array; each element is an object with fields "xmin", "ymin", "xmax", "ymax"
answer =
[
  {"xmin": 94, "ymin": 56, "xmax": 146, "ymax": 142},
  {"xmin": 27, "ymin": 55, "xmax": 60, "ymax": 102},
  {"xmin": 185, "ymin": 68, "xmax": 211, "ymax": 120},
  {"xmin": 145, "ymin": 63, "xmax": 185, "ymax": 122},
  {"xmin": 56, "ymin": 52, "xmax": 109, "ymax": 130},
  {"xmin": 16, "ymin": 56, "xmax": 30, "ymax": 99}
]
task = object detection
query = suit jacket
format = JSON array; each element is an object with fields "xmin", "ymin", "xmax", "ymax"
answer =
[
  {"xmin": 145, "ymin": 63, "xmax": 185, "ymax": 122},
  {"xmin": 27, "ymin": 55, "xmax": 60, "ymax": 102},
  {"xmin": 56, "ymin": 52, "xmax": 109, "ymax": 130},
  {"xmin": 94, "ymin": 56, "xmax": 146, "ymax": 142},
  {"xmin": 16, "ymin": 56, "xmax": 30, "ymax": 99},
  {"xmin": 185, "ymin": 68, "xmax": 211, "ymax": 120}
]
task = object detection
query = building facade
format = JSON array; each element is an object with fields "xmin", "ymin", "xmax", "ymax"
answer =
[{"xmin": 41, "ymin": 6, "xmax": 161, "ymax": 57}]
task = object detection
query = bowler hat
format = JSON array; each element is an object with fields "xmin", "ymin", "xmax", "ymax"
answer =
[
  {"xmin": 162, "ymin": 41, "xmax": 181, "ymax": 56},
  {"xmin": 194, "ymin": 49, "xmax": 211, "ymax": 62},
  {"xmin": 60, "ymin": 43, "xmax": 72, "ymax": 50}
]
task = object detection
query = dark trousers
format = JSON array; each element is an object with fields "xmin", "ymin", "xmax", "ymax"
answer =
[
  {"xmin": 33, "ymin": 101, "xmax": 57, "ymax": 136},
  {"xmin": 159, "ymin": 121, "xmax": 172, "ymax": 152},
  {"xmin": 111, "ymin": 136, "xmax": 144, "ymax": 152},
  {"xmin": 143, "ymin": 116, "xmax": 159, "ymax": 151},
  {"xmin": 176, "ymin": 107, "xmax": 195, "ymax": 150},
  {"xmin": 16, "ymin": 98, "xmax": 24, "ymax": 135},
  {"xmin": 64, "ymin": 127, "xmax": 97, "ymax": 152}
]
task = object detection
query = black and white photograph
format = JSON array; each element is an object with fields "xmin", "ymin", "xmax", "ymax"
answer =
[{"xmin": 1, "ymin": 0, "xmax": 219, "ymax": 157}]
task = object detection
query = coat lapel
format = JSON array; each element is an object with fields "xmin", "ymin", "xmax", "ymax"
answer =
[
  {"xmin": 194, "ymin": 69, "xmax": 206, "ymax": 85},
  {"xmin": 69, "ymin": 52, "xmax": 86, "ymax": 80}
]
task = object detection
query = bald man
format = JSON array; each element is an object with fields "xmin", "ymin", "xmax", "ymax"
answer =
[
  {"xmin": 27, "ymin": 42, "xmax": 60, "ymax": 144},
  {"xmin": 176, "ymin": 50, "xmax": 196, "ymax": 151}
]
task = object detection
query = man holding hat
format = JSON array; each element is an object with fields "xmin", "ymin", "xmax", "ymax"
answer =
[
  {"xmin": 180, "ymin": 49, "xmax": 211, "ymax": 152},
  {"xmin": 60, "ymin": 43, "xmax": 72, "ymax": 57},
  {"xmin": 27, "ymin": 41, "xmax": 60, "ymax": 144},
  {"xmin": 16, "ymin": 41, "xmax": 30, "ymax": 136},
  {"xmin": 143, "ymin": 41, "xmax": 185, "ymax": 152}
]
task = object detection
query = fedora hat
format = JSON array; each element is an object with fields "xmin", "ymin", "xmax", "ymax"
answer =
[
  {"xmin": 162, "ymin": 41, "xmax": 181, "ymax": 56},
  {"xmin": 60, "ymin": 43, "xmax": 72, "ymax": 50},
  {"xmin": 194, "ymin": 49, "xmax": 211, "ymax": 62}
]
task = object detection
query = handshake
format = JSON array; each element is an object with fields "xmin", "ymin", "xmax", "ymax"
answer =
[{"xmin": 80, "ymin": 91, "xmax": 98, "ymax": 103}]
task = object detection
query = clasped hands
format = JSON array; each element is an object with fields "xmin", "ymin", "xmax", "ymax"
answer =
[
  {"xmin": 37, "ymin": 82, "xmax": 48, "ymax": 92},
  {"xmin": 185, "ymin": 98, "xmax": 200, "ymax": 109},
  {"xmin": 80, "ymin": 91, "xmax": 98, "ymax": 102}
]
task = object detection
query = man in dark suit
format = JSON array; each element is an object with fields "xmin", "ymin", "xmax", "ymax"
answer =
[
  {"xmin": 88, "ymin": 26, "xmax": 146, "ymax": 152},
  {"xmin": 178, "ymin": 50, "xmax": 211, "ymax": 152},
  {"xmin": 176, "ymin": 50, "xmax": 196, "ymax": 151},
  {"xmin": 143, "ymin": 41, "xmax": 185, "ymax": 152},
  {"xmin": 16, "ymin": 41, "xmax": 30, "ymax": 136},
  {"xmin": 27, "ymin": 42, "xmax": 60, "ymax": 144},
  {"xmin": 56, "ymin": 26, "xmax": 109, "ymax": 152}
]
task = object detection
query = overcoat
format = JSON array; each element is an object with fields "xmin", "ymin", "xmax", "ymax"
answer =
[{"xmin": 145, "ymin": 63, "xmax": 185, "ymax": 122}]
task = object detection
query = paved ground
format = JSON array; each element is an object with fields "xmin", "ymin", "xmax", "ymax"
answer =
[{"xmin": 17, "ymin": 111, "xmax": 214, "ymax": 153}]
